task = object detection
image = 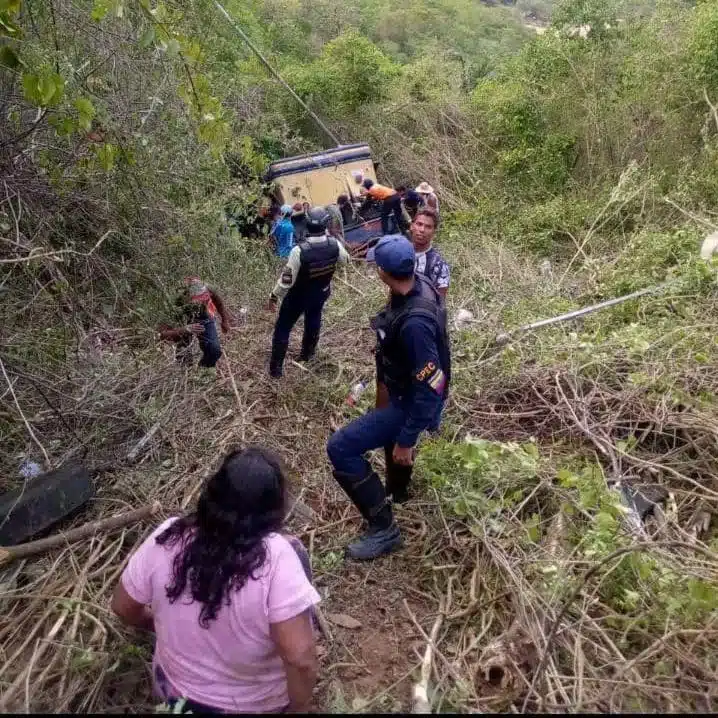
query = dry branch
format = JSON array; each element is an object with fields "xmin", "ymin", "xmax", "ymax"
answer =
[
  {"xmin": 0, "ymin": 502, "xmax": 162, "ymax": 567},
  {"xmin": 412, "ymin": 599, "xmax": 445, "ymax": 714},
  {"xmin": 126, "ymin": 423, "xmax": 161, "ymax": 463}
]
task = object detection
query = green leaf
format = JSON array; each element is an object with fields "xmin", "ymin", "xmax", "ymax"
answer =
[
  {"xmin": 30, "ymin": 72, "xmax": 65, "ymax": 105},
  {"xmin": 0, "ymin": 0, "xmax": 22, "ymax": 12},
  {"xmin": 91, "ymin": 0, "xmax": 110, "ymax": 21},
  {"xmin": 49, "ymin": 113, "xmax": 76, "ymax": 136},
  {"xmin": 22, "ymin": 70, "xmax": 64, "ymax": 107},
  {"xmin": 138, "ymin": 26, "xmax": 155, "ymax": 48},
  {"xmin": 595, "ymin": 511, "xmax": 617, "ymax": 531},
  {"xmin": 165, "ymin": 38, "xmax": 180, "ymax": 57},
  {"xmin": 73, "ymin": 96, "xmax": 95, "ymax": 131},
  {"xmin": 688, "ymin": 578, "xmax": 716, "ymax": 607},
  {"xmin": 95, "ymin": 142, "xmax": 117, "ymax": 172},
  {"xmin": 0, "ymin": 44, "xmax": 21, "ymax": 68},
  {"xmin": 21, "ymin": 73, "xmax": 39, "ymax": 103},
  {"xmin": 526, "ymin": 513, "xmax": 541, "ymax": 543},
  {"xmin": 0, "ymin": 13, "xmax": 20, "ymax": 36},
  {"xmin": 557, "ymin": 467, "xmax": 575, "ymax": 487}
]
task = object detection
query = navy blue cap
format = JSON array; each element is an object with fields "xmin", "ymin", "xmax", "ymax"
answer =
[{"xmin": 367, "ymin": 235, "xmax": 415, "ymax": 277}]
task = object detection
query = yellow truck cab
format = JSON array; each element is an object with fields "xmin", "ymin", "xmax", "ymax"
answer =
[
  {"xmin": 264, "ymin": 143, "xmax": 384, "ymax": 252},
  {"xmin": 266, "ymin": 143, "xmax": 376, "ymax": 206}
]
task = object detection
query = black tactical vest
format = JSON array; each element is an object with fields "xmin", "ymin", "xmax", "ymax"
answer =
[
  {"xmin": 372, "ymin": 274, "xmax": 451, "ymax": 399},
  {"xmin": 294, "ymin": 235, "xmax": 341, "ymax": 291}
]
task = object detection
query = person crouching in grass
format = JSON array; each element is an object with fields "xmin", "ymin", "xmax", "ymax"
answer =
[
  {"xmin": 111, "ymin": 446, "xmax": 321, "ymax": 714},
  {"xmin": 157, "ymin": 277, "xmax": 231, "ymax": 369}
]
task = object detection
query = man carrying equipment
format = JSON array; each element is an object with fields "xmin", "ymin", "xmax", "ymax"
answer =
[
  {"xmin": 327, "ymin": 235, "xmax": 451, "ymax": 560},
  {"xmin": 266, "ymin": 206, "xmax": 351, "ymax": 378},
  {"xmin": 359, "ymin": 179, "xmax": 406, "ymax": 235}
]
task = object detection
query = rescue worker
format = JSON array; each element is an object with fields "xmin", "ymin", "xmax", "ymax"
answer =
[
  {"xmin": 325, "ymin": 201, "xmax": 345, "ymax": 243},
  {"xmin": 266, "ymin": 206, "xmax": 351, "ymax": 378},
  {"xmin": 158, "ymin": 277, "xmax": 231, "ymax": 369},
  {"xmin": 271, "ymin": 204, "xmax": 295, "ymax": 258},
  {"xmin": 327, "ymin": 235, "xmax": 451, "ymax": 560},
  {"xmin": 359, "ymin": 179, "xmax": 405, "ymax": 235},
  {"xmin": 291, "ymin": 202, "xmax": 308, "ymax": 243},
  {"xmin": 337, "ymin": 194, "xmax": 355, "ymax": 227},
  {"xmin": 410, "ymin": 208, "xmax": 450, "ymax": 298},
  {"xmin": 397, "ymin": 185, "xmax": 425, "ymax": 221},
  {"xmin": 415, "ymin": 182, "xmax": 439, "ymax": 214}
]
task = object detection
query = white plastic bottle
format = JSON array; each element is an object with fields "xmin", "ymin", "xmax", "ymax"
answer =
[{"xmin": 346, "ymin": 381, "xmax": 368, "ymax": 407}]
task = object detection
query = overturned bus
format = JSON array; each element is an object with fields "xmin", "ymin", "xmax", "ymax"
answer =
[{"xmin": 264, "ymin": 143, "xmax": 383, "ymax": 251}]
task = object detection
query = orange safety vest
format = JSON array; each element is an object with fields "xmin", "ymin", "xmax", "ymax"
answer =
[{"xmin": 368, "ymin": 184, "xmax": 397, "ymax": 201}]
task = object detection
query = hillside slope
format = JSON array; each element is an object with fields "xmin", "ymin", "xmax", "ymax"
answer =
[{"xmin": 1, "ymin": 0, "xmax": 718, "ymax": 712}]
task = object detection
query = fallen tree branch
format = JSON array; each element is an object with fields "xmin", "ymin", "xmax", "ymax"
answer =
[
  {"xmin": 0, "ymin": 230, "xmax": 114, "ymax": 264},
  {"xmin": 127, "ymin": 422, "xmax": 161, "ymax": 463},
  {"xmin": 404, "ymin": 597, "xmax": 462, "ymax": 686},
  {"xmin": 0, "ymin": 502, "xmax": 162, "ymax": 568},
  {"xmin": 313, "ymin": 606, "xmax": 333, "ymax": 643},
  {"xmin": 412, "ymin": 598, "xmax": 445, "ymax": 714}
]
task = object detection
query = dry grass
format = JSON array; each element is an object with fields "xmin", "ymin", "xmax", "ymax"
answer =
[{"xmin": 1, "ymin": 232, "xmax": 717, "ymax": 713}]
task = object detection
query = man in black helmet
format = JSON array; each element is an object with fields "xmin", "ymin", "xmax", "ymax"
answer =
[
  {"xmin": 327, "ymin": 235, "xmax": 451, "ymax": 560},
  {"xmin": 266, "ymin": 205, "xmax": 351, "ymax": 378}
]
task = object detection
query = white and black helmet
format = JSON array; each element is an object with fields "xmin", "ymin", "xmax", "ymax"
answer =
[{"xmin": 305, "ymin": 206, "xmax": 330, "ymax": 235}]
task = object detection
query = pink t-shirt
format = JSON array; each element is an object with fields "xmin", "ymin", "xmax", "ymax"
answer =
[{"xmin": 121, "ymin": 518, "xmax": 320, "ymax": 713}]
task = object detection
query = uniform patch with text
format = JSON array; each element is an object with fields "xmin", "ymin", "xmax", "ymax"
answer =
[{"xmin": 416, "ymin": 362, "xmax": 446, "ymax": 395}]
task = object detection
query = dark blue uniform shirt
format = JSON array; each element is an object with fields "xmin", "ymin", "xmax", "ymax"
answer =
[{"xmin": 376, "ymin": 294, "xmax": 447, "ymax": 448}]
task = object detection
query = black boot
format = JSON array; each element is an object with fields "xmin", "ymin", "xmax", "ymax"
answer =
[
  {"xmin": 332, "ymin": 469, "xmax": 375, "ymax": 523},
  {"xmin": 346, "ymin": 500, "xmax": 402, "ymax": 561},
  {"xmin": 384, "ymin": 445, "xmax": 413, "ymax": 504},
  {"xmin": 298, "ymin": 332, "xmax": 319, "ymax": 362},
  {"xmin": 332, "ymin": 469, "xmax": 402, "ymax": 561},
  {"xmin": 269, "ymin": 340, "xmax": 288, "ymax": 378}
]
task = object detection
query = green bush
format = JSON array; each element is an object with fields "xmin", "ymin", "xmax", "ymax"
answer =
[
  {"xmin": 287, "ymin": 31, "xmax": 400, "ymax": 118},
  {"xmin": 502, "ymin": 195, "xmax": 596, "ymax": 256},
  {"xmin": 598, "ymin": 227, "xmax": 704, "ymax": 294},
  {"xmin": 417, "ymin": 436, "xmax": 541, "ymax": 522},
  {"xmin": 688, "ymin": 0, "xmax": 718, "ymax": 92}
]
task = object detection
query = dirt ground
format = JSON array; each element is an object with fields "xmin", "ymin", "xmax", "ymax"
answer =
[{"xmin": 101, "ymin": 298, "xmax": 441, "ymax": 714}]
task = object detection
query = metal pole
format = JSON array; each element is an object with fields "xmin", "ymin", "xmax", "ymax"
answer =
[
  {"xmin": 211, "ymin": 0, "xmax": 342, "ymax": 148},
  {"xmin": 495, "ymin": 281, "xmax": 672, "ymax": 345}
]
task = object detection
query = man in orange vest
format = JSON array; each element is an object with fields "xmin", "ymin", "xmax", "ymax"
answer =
[{"xmin": 359, "ymin": 179, "xmax": 406, "ymax": 235}]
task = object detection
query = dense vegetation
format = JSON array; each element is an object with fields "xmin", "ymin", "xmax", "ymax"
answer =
[{"xmin": 1, "ymin": 0, "xmax": 718, "ymax": 712}]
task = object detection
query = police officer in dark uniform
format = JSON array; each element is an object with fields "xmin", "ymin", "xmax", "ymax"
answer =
[
  {"xmin": 327, "ymin": 235, "xmax": 451, "ymax": 560},
  {"xmin": 267, "ymin": 206, "xmax": 351, "ymax": 378}
]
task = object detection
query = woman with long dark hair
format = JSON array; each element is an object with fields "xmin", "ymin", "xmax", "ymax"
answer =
[{"xmin": 111, "ymin": 447, "xmax": 320, "ymax": 713}]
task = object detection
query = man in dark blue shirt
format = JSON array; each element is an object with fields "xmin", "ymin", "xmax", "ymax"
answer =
[
  {"xmin": 397, "ymin": 186, "xmax": 425, "ymax": 221},
  {"xmin": 327, "ymin": 235, "xmax": 451, "ymax": 560}
]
